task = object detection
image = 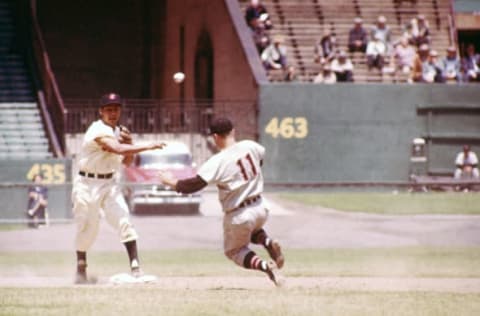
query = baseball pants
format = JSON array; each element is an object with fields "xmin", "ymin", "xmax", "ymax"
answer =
[
  {"xmin": 72, "ymin": 175, "xmax": 138, "ymax": 251},
  {"xmin": 454, "ymin": 167, "xmax": 479, "ymax": 179},
  {"xmin": 223, "ymin": 200, "xmax": 269, "ymax": 267}
]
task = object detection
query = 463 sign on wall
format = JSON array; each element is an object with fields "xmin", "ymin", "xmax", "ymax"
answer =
[{"xmin": 264, "ymin": 117, "xmax": 308, "ymax": 139}]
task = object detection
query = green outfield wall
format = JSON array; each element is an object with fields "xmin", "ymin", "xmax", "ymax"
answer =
[
  {"xmin": 0, "ymin": 159, "xmax": 72, "ymax": 221},
  {"xmin": 259, "ymin": 84, "xmax": 480, "ymax": 183}
]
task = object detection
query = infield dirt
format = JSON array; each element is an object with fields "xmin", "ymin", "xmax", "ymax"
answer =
[{"xmin": 1, "ymin": 192, "xmax": 480, "ymax": 292}]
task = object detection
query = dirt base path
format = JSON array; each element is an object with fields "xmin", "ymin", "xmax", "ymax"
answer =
[
  {"xmin": 1, "ymin": 192, "xmax": 480, "ymax": 252},
  {"xmin": 2, "ymin": 193, "xmax": 480, "ymax": 293}
]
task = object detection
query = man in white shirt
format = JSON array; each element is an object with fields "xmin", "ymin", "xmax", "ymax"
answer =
[
  {"xmin": 454, "ymin": 145, "xmax": 479, "ymax": 180},
  {"xmin": 366, "ymin": 34, "xmax": 387, "ymax": 71},
  {"xmin": 158, "ymin": 117, "xmax": 285, "ymax": 286},
  {"xmin": 261, "ymin": 35, "xmax": 288, "ymax": 70},
  {"xmin": 313, "ymin": 64, "xmax": 337, "ymax": 84},
  {"xmin": 441, "ymin": 46, "xmax": 461, "ymax": 82},
  {"xmin": 331, "ymin": 51, "xmax": 354, "ymax": 82},
  {"xmin": 371, "ymin": 16, "xmax": 391, "ymax": 48},
  {"xmin": 72, "ymin": 93, "xmax": 165, "ymax": 284}
]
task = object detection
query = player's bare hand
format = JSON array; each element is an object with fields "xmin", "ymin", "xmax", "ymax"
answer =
[
  {"xmin": 157, "ymin": 170, "xmax": 176, "ymax": 187},
  {"xmin": 149, "ymin": 142, "xmax": 167, "ymax": 150}
]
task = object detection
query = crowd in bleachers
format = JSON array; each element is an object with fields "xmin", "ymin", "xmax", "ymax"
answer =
[{"xmin": 244, "ymin": 0, "xmax": 480, "ymax": 84}]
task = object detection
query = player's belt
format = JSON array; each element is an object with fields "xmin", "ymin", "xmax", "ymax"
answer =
[
  {"xmin": 235, "ymin": 195, "xmax": 262, "ymax": 211},
  {"xmin": 79, "ymin": 171, "xmax": 114, "ymax": 179}
]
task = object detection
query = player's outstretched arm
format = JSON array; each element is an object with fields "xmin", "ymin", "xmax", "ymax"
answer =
[
  {"xmin": 158, "ymin": 171, "xmax": 208, "ymax": 194},
  {"xmin": 96, "ymin": 137, "xmax": 166, "ymax": 156}
]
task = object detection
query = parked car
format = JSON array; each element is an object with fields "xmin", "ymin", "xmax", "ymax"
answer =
[{"xmin": 123, "ymin": 141, "xmax": 202, "ymax": 215}]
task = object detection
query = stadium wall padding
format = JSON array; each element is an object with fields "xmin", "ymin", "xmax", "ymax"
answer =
[
  {"xmin": 0, "ymin": 159, "xmax": 72, "ymax": 221},
  {"xmin": 258, "ymin": 84, "xmax": 480, "ymax": 183}
]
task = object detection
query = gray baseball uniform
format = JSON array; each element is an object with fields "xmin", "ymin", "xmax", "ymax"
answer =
[
  {"xmin": 197, "ymin": 140, "xmax": 268, "ymax": 266},
  {"xmin": 162, "ymin": 116, "xmax": 284, "ymax": 286}
]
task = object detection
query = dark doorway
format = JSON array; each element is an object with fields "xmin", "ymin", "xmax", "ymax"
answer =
[
  {"xmin": 194, "ymin": 30, "xmax": 214, "ymax": 99},
  {"xmin": 457, "ymin": 30, "xmax": 480, "ymax": 57}
]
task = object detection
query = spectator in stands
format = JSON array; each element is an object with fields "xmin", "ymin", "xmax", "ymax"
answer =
[
  {"xmin": 284, "ymin": 65, "xmax": 299, "ymax": 82},
  {"xmin": 314, "ymin": 30, "xmax": 337, "ymax": 64},
  {"xmin": 313, "ymin": 64, "xmax": 337, "ymax": 84},
  {"xmin": 441, "ymin": 46, "xmax": 462, "ymax": 83},
  {"xmin": 371, "ymin": 16, "xmax": 392, "ymax": 50},
  {"xmin": 405, "ymin": 15, "xmax": 430, "ymax": 47},
  {"xmin": 366, "ymin": 34, "xmax": 387, "ymax": 72},
  {"xmin": 422, "ymin": 50, "xmax": 444, "ymax": 83},
  {"xmin": 331, "ymin": 51, "xmax": 354, "ymax": 82},
  {"xmin": 410, "ymin": 44, "xmax": 430, "ymax": 82},
  {"xmin": 245, "ymin": 0, "xmax": 273, "ymax": 30},
  {"xmin": 261, "ymin": 35, "xmax": 287, "ymax": 70},
  {"xmin": 454, "ymin": 145, "xmax": 479, "ymax": 180},
  {"xmin": 462, "ymin": 44, "xmax": 480, "ymax": 82},
  {"xmin": 393, "ymin": 36, "xmax": 416, "ymax": 74},
  {"xmin": 348, "ymin": 17, "xmax": 368, "ymax": 53},
  {"xmin": 26, "ymin": 174, "xmax": 48, "ymax": 229},
  {"xmin": 250, "ymin": 18, "xmax": 270, "ymax": 54},
  {"xmin": 401, "ymin": 20, "xmax": 416, "ymax": 46}
]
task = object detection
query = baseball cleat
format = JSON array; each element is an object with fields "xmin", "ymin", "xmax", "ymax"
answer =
[
  {"xmin": 74, "ymin": 272, "xmax": 98, "ymax": 285},
  {"xmin": 131, "ymin": 267, "xmax": 144, "ymax": 278},
  {"xmin": 266, "ymin": 240, "xmax": 284, "ymax": 269},
  {"xmin": 265, "ymin": 260, "xmax": 285, "ymax": 287}
]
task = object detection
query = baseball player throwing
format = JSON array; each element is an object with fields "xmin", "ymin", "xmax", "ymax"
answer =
[
  {"xmin": 72, "ymin": 93, "xmax": 165, "ymax": 284},
  {"xmin": 158, "ymin": 117, "xmax": 285, "ymax": 286}
]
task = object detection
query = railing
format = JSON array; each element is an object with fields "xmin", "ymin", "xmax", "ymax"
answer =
[
  {"xmin": 29, "ymin": 0, "xmax": 66, "ymax": 157},
  {"xmin": 447, "ymin": 0, "xmax": 457, "ymax": 46},
  {"xmin": 64, "ymin": 99, "xmax": 258, "ymax": 139},
  {"xmin": 225, "ymin": 0, "xmax": 269, "ymax": 84}
]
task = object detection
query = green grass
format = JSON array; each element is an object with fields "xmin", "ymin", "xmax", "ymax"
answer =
[
  {"xmin": 1, "ymin": 248, "xmax": 480, "ymax": 315},
  {"xmin": 277, "ymin": 192, "xmax": 480, "ymax": 215},
  {"xmin": 0, "ymin": 224, "xmax": 31, "ymax": 231},
  {"xmin": 1, "ymin": 288, "xmax": 479, "ymax": 316},
  {"xmin": 1, "ymin": 247, "xmax": 479, "ymax": 278}
]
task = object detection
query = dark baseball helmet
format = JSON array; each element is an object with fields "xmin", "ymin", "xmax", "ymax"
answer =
[{"xmin": 100, "ymin": 93, "xmax": 124, "ymax": 107}]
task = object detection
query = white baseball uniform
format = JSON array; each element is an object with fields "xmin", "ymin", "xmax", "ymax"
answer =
[
  {"xmin": 72, "ymin": 119, "xmax": 138, "ymax": 251},
  {"xmin": 454, "ymin": 150, "xmax": 479, "ymax": 179},
  {"xmin": 197, "ymin": 140, "xmax": 268, "ymax": 266}
]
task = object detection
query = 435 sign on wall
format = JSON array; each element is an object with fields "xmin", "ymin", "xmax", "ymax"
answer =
[
  {"xmin": 264, "ymin": 117, "xmax": 308, "ymax": 139},
  {"xmin": 0, "ymin": 159, "xmax": 71, "ymax": 183},
  {"xmin": 26, "ymin": 163, "xmax": 66, "ymax": 184}
]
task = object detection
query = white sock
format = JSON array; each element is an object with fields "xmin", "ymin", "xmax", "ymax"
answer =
[
  {"xmin": 131, "ymin": 259, "xmax": 139, "ymax": 269},
  {"xmin": 265, "ymin": 238, "xmax": 272, "ymax": 247}
]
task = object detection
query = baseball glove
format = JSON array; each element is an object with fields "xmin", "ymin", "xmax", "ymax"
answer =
[{"xmin": 119, "ymin": 125, "xmax": 133, "ymax": 144}]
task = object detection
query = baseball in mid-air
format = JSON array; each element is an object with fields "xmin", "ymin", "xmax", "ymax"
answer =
[{"xmin": 173, "ymin": 72, "xmax": 185, "ymax": 84}]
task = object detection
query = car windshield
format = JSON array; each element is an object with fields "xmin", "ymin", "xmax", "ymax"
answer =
[{"xmin": 139, "ymin": 153, "xmax": 192, "ymax": 168}]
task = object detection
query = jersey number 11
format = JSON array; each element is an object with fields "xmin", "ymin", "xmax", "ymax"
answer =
[{"xmin": 237, "ymin": 153, "xmax": 257, "ymax": 181}]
